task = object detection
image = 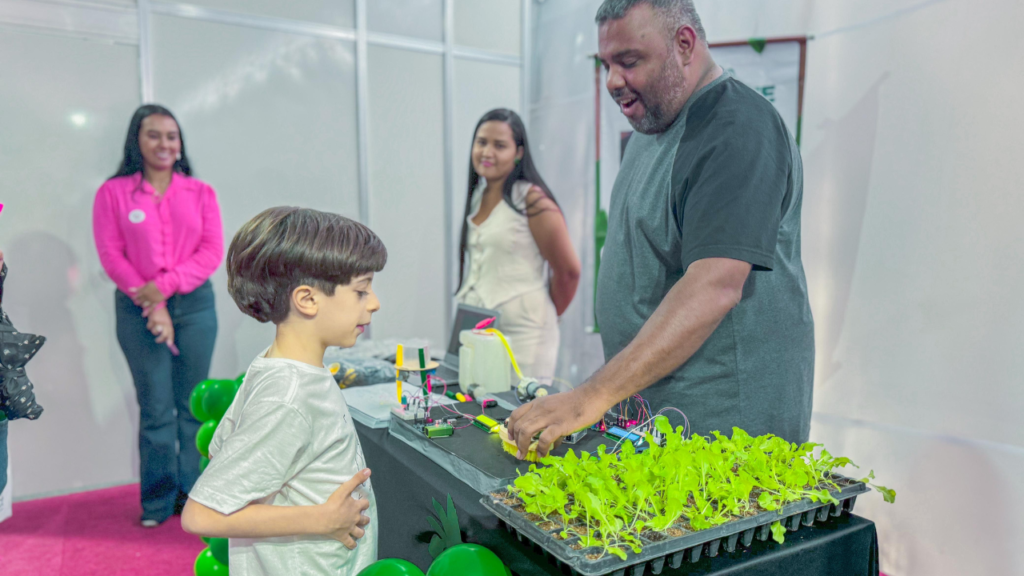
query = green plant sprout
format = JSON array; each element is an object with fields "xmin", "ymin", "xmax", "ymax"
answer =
[
  {"xmin": 506, "ymin": 419, "xmax": 895, "ymax": 560},
  {"xmin": 426, "ymin": 494, "xmax": 463, "ymax": 559}
]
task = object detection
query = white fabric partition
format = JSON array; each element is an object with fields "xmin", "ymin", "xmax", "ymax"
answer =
[
  {"xmin": 151, "ymin": 14, "xmax": 362, "ymax": 377},
  {"xmin": 796, "ymin": 1, "xmax": 1024, "ymax": 573},
  {"xmin": 529, "ymin": 1, "xmax": 1024, "ymax": 575},
  {"xmin": 367, "ymin": 46, "xmax": 446, "ymax": 349},
  {"xmin": 454, "ymin": 0, "xmax": 521, "ymax": 55},
  {"xmin": 450, "ymin": 60, "xmax": 522, "ymax": 301},
  {"xmin": 368, "ymin": 0, "xmax": 442, "ymax": 41},
  {"xmin": 179, "ymin": 0, "xmax": 355, "ymax": 28},
  {"xmin": 0, "ymin": 0, "xmax": 523, "ymax": 500},
  {"xmin": 0, "ymin": 28, "xmax": 141, "ymax": 496}
]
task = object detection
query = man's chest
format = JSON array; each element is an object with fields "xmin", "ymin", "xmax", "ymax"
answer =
[{"xmin": 607, "ymin": 135, "xmax": 685, "ymax": 265}]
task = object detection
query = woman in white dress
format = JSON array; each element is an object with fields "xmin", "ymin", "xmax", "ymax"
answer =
[{"xmin": 455, "ymin": 109, "xmax": 581, "ymax": 382}]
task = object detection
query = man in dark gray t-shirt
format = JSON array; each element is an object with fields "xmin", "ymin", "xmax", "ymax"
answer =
[{"xmin": 508, "ymin": 0, "xmax": 814, "ymax": 456}]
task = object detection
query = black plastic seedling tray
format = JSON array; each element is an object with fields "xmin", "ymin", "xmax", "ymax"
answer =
[{"xmin": 482, "ymin": 474, "xmax": 869, "ymax": 576}]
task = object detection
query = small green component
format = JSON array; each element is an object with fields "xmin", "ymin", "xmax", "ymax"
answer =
[{"xmin": 424, "ymin": 423, "xmax": 454, "ymax": 438}]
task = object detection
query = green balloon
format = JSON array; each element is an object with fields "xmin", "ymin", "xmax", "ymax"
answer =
[
  {"xmin": 199, "ymin": 456, "xmax": 210, "ymax": 473},
  {"xmin": 357, "ymin": 559, "xmax": 425, "ymax": 576},
  {"xmin": 201, "ymin": 536, "xmax": 211, "ymax": 545},
  {"xmin": 202, "ymin": 380, "xmax": 236, "ymax": 421},
  {"xmin": 190, "ymin": 380, "xmax": 214, "ymax": 422},
  {"xmin": 208, "ymin": 537, "xmax": 229, "ymax": 566},
  {"xmin": 194, "ymin": 548, "xmax": 228, "ymax": 576},
  {"xmin": 196, "ymin": 419, "xmax": 219, "ymax": 458},
  {"xmin": 235, "ymin": 372, "xmax": 245, "ymax": 384},
  {"xmin": 426, "ymin": 544, "xmax": 506, "ymax": 576}
]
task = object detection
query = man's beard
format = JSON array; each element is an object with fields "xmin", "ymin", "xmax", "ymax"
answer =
[{"xmin": 617, "ymin": 59, "xmax": 686, "ymax": 135}]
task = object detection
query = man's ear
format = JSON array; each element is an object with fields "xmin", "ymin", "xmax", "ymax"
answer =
[
  {"xmin": 290, "ymin": 285, "xmax": 318, "ymax": 317},
  {"xmin": 674, "ymin": 24, "xmax": 699, "ymax": 64}
]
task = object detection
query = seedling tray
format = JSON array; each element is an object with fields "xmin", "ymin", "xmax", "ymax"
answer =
[{"xmin": 482, "ymin": 474, "xmax": 869, "ymax": 576}]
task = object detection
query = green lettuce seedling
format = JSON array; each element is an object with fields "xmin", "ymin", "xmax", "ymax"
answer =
[{"xmin": 508, "ymin": 427, "xmax": 895, "ymax": 558}]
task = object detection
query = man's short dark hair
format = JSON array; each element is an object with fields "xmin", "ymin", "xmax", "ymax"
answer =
[
  {"xmin": 595, "ymin": 0, "xmax": 707, "ymax": 43},
  {"xmin": 227, "ymin": 207, "xmax": 387, "ymax": 324}
]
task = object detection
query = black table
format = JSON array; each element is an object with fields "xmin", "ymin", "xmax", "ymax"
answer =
[{"xmin": 356, "ymin": 423, "xmax": 879, "ymax": 576}]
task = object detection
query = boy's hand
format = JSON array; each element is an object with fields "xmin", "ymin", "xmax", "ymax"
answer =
[{"xmin": 320, "ymin": 469, "xmax": 372, "ymax": 549}]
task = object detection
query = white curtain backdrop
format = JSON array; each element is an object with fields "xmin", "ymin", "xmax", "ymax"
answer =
[{"xmin": 529, "ymin": 1, "xmax": 1024, "ymax": 575}]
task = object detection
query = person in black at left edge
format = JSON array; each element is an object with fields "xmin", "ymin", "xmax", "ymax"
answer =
[{"xmin": 0, "ymin": 248, "xmax": 47, "ymax": 495}]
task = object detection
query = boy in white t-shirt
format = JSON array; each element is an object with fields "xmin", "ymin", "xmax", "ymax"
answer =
[{"xmin": 182, "ymin": 207, "xmax": 387, "ymax": 575}]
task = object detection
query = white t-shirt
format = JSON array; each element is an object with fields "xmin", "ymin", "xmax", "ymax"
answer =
[{"xmin": 189, "ymin": 351, "xmax": 378, "ymax": 575}]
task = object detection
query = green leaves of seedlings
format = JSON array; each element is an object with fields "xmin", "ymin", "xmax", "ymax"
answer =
[{"xmin": 507, "ymin": 427, "xmax": 894, "ymax": 561}]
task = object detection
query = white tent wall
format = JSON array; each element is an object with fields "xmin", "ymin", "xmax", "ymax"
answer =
[
  {"xmin": 529, "ymin": 0, "xmax": 1024, "ymax": 575},
  {"xmin": 0, "ymin": 22, "xmax": 143, "ymax": 501},
  {"xmin": 2, "ymin": 1, "xmax": 1020, "ymax": 571},
  {"xmin": 0, "ymin": 0, "xmax": 523, "ymax": 500}
]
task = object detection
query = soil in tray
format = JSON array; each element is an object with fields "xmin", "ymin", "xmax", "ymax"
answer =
[
  {"xmin": 537, "ymin": 515, "xmax": 565, "ymax": 532},
  {"xmin": 642, "ymin": 526, "xmax": 687, "ymax": 542},
  {"xmin": 523, "ymin": 513, "xmax": 544, "ymax": 522},
  {"xmin": 490, "ymin": 491, "xmax": 523, "ymax": 508}
]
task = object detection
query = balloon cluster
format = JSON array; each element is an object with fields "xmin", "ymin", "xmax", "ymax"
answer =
[
  {"xmin": 190, "ymin": 374, "xmax": 243, "ymax": 576},
  {"xmin": 356, "ymin": 545, "xmax": 508, "ymax": 576},
  {"xmin": 191, "ymin": 375, "xmax": 242, "ymax": 473},
  {"xmin": 195, "ymin": 536, "xmax": 230, "ymax": 575}
]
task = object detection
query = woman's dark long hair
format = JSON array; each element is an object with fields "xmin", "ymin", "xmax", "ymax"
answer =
[
  {"xmin": 457, "ymin": 108, "xmax": 559, "ymax": 293},
  {"xmin": 110, "ymin": 104, "xmax": 192, "ymax": 180}
]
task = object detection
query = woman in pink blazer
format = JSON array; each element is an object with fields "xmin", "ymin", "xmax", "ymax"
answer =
[{"xmin": 93, "ymin": 105, "xmax": 223, "ymax": 527}]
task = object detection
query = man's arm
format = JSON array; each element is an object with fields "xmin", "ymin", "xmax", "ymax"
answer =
[{"xmin": 507, "ymin": 257, "xmax": 751, "ymax": 457}]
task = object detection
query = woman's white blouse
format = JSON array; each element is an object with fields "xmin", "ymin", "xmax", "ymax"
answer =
[{"xmin": 456, "ymin": 179, "xmax": 548, "ymax": 309}]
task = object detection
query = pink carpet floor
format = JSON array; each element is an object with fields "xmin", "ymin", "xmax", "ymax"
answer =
[
  {"xmin": 0, "ymin": 484, "xmax": 892, "ymax": 576},
  {"xmin": 0, "ymin": 484, "xmax": 205, "ymax": 576}
]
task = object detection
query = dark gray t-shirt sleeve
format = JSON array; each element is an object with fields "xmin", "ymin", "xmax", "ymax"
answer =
[{"xmin": 674, "ymin": 104, "xmax": 791, "ymax": 272}]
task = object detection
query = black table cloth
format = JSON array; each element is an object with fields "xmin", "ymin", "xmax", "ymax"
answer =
[{"xmin": 356, "ymin": 423, "xmax": 878, "ymax": 576}]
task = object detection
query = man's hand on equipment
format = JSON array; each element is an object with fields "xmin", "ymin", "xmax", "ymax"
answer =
[{"xmin": 507, "ymin": 388, "xmax": 608, "ymax": 459}]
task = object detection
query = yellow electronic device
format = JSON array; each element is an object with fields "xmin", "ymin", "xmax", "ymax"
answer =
[{"xmin": 473, "ymin": 414, "xmax": 500, "ymax": 433}]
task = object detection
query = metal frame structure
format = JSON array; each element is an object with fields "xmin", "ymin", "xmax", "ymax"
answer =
[
  {"xmin": 442, "ymin": 0, "xmax": 457, "ymax": 334},
  {"xmin": 1, "ymin": 0, "xmax": 531, "ymax": 340}
]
